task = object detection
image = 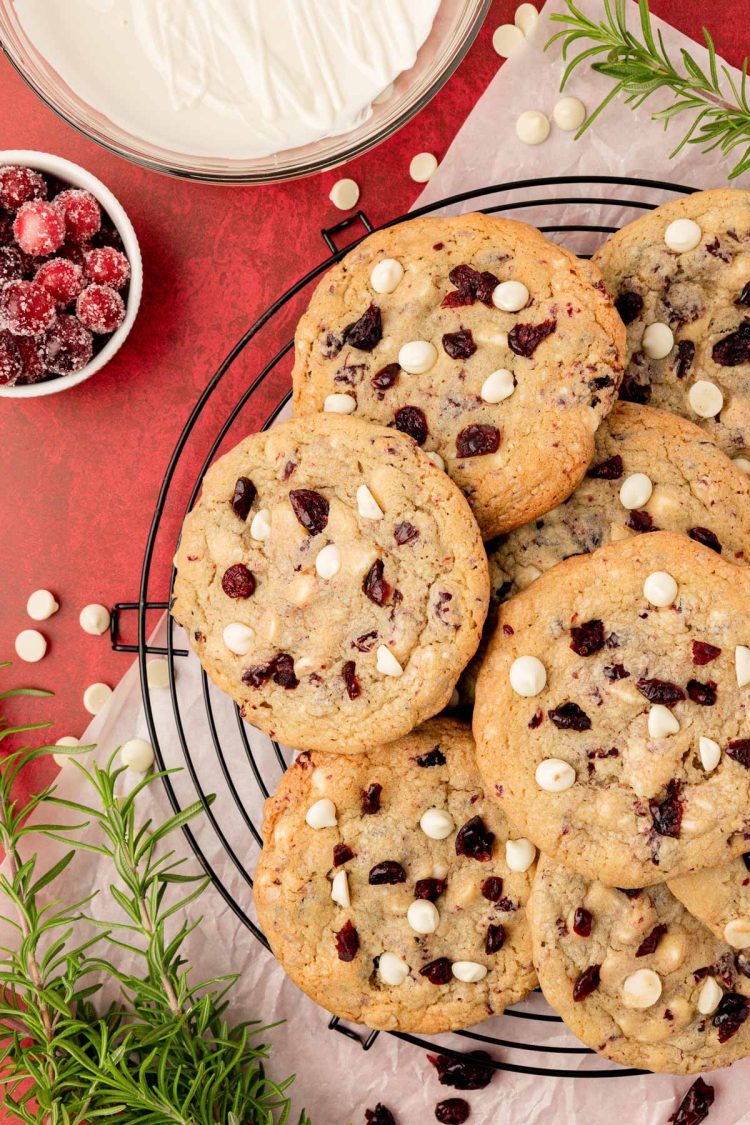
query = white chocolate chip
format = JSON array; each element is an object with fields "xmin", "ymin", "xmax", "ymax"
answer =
[
  {"xmin": 515, "ymin": 110, "xmax": 550, "ymax": 145},
  {"xmin": 699, "ymin": 736, "xmax": 721, "ymax": 772},
  {"xmin": 492, "ymin": 22, "xmax": 524, "ymax": 57},
  {"xmin": 15, "ymin": 629, "xmax": 47, "ymax": 663},
  {"xmin": 407, "ymin": 899, "xmax": 439, "ymax": 934},
  {"xmin": 398, "ymin": 340, "xmax": 437, "ymax": 374},
  {"xmin": 250, "ymin": 507, "xmax": 272, "ymax": 540},
  {"xmin": 724, "ymin": 918, "xmax": 750, "ymax": 948},
  {"xmin": 53, "ymin": 735, "xmax": 80, "ymax": 768},
  {"xmin": 120, "ymin": 738, "xmax": 154, "ymax": 774},
  {"xmin": 370, "ymin": 258, "xmax": 404, "ymax": 294},
  {"xmin": 452, "ymin": 961, "xmax": 488, "ymax": 983},
  {"xmin": 481, "ymin": 368, "xmax": 515, "ymax": 403},
  {"xmin": 619, "ymin": 472, "xmax": 653, "ymax": 510},
  {"xmin": 505, "ymin": 837, "xmax": 536, "ymax": 872},
  {"xmin": 641, "ymin": 322, "xmax": 674, "ymax": 360},
  {"xmin": 736, "ymin": 645, "xmax": 750, "ymax": 688},
  {"xmin": 688, "ymin": 379, "xmax": 723, "ymax": 419},
  {"xmin": 356, "ymin": 484, "xmax": 384, "ymax": 520},
  {"xmin": 305, "ymin": 798, "xmax": 337, "ymax": 829},
  {"xmin": 535, "ymin": 758, "xmax": 575, "ymax": 793},
  {"xmin": 376, "ymin": 644, "xmax": 403, "ymax": 677},
  {"xmin": 664, "ymin": 218, "xmax": 702, "ymax": 253},
  {"xmin": 420, "ymin": 807, "xmax": 455, "ymax": 840},
  {"xmin": 83, "ymin": 682, "xmax": 112, "ymax": 715},
  {"xmin": 79, "ymin": 603, "xmax": 111, "ymax": 636},
  {"xmin": 509, "ymin": 655, "xmax": 547, "ymax": 697},
  {"xmin": 552, "ymin": 96, "xmax": 586, "ymax": 131},
  {"xmin": 287, "ymin": 573, "xmax": 318, "ymax": 608},
  {"xmin": 492, "ymin": 280, "xmax": 529, "ymax": 312},
  {"xmin": 648, "ymin": 704, "xmax": 680, "ymax": 738},
  {"xmin": 146, "ymin": 658, "xmax": 169, "ymax": 689},
  {"xmin": 424, "ymin": 450, "xmax": 445, "ymax": 470},
  {"xmin": 697, "ymin": 976, "xmax": 723, "ymax": 1015},
  {"xmin": 330, "ymin": 870, "xmax": 350, "ymax": 909},
  {"xmin": 622, "ymin": 969, "xmax": 662, "ymax": 1009},
  {"xmin": 324, "ymin": 392, "xmax": 356, "ymax": 415},
  {"xmin": 328, "ymin": 178, "xmax": 359, "ymax": 210},
  {"xmin": 409, "ymin": 152, "xmax": 438, "ymax": 183},
  {"xmin": 643, "ymin": 571, "xmax": 678, "ymax": 607},
  {"xmin": 514, "ymin": 2, "xmax": 539, "ymax": 34},
  {"xmin": 378, "ymin": 951, "xmax": 409, "ymax": 985},
  {"xmin": 26, "ymin": 589, "xmax": 59, "ymax": 621},
  {"xmin": 433, "ymin": 861, "xmax": 449, "ymax": 879},
  {"xmin": 315, "ymin": 543, "xmax": 341, "ymax": 580},
  {"xmin": 733, "ymin": 456, "xmax": 750, "ymax": 475},
  {"xmin": 222, "ymin": 622, "xmax": 254, "ymax": 655}
]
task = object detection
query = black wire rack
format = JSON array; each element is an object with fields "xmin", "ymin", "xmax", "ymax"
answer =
[{"xmin": 111, "ymin": 175, "xmax": 697, "ymax": 1080}]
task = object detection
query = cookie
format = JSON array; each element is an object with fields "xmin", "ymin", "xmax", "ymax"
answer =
[
  {"xmin": 254, "ymin": 719, "xmax": 538, "ymax": 1033},
  {"xmin": 292, "ymin": 212, "xmax": 625, "ymax": 539},
  {"xmin": 171, "ymin": 414, "xmax": 489, "ymax": 753},
  {"xmin": 670, "ymin": 855, "xmax": 750, "ymax": 953},
  {"xmin": 473, "ymin": 531, "xmax": 750, "ymax": 888},
  {"xmin": 530, "ymin": 854, "xmax": 750, "ymax": 1074},
  {"xmin": 593, "ymin": 188, "xmax": 750, "ymax": 464}
]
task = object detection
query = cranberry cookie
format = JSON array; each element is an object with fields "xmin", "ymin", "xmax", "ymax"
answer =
[
  {"xmin": 171, "ymin": 415, "xmax": 488, "ymax": 753},
  {"xmin": 670, "ymin": 856, "xmax": 750, "ymax": 953},
  {"xmin": 530, "ymin": 855, "xmax": 750, "ymax": 1073},
  {"xmin": 254, "ymin": 719, "xmax": 537, "ymax": 1033},
  {"xmin": 593, "ymin": 188, "xmax": 750, "ymax": 465},
  {"xmin": 473, "ymin": 531, "xmax": 750, "ymax": 888},
  {"xmin": 292, "ymin": 213, "xmax": 625, "ymax": 539}
]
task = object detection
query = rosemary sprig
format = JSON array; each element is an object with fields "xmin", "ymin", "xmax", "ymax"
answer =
[
  {"xmin": 0, "ymin": 671, "xmax": 310, "ymax": 1124},
  {"xmin": 546, "ymin": 0, "xmax": 750, "ymax": 179}
]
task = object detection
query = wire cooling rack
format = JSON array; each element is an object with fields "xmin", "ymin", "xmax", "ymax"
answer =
[{"xmin": 111, "ymin": 175, "xmax": 697, "ymax": 1079}]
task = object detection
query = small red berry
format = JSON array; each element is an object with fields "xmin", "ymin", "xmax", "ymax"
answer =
[
  {"xmin": 84, "ymin": 246, "xmax": 130, "ymax": 290},
  {"xmin": 76, "ymin": 284, "xmax": 125, "ymax": 334},
  {"xmin": 43, "ymin": 314, "xmax": 93, "ymax": 374},
  {"xmin": 0, "ymin": 245, "xmax": 27, "ymax": 283},
  {"xmin": 55, "ymin": 189, "xmax": 101, "ymax": 243},
  {"xmin": 14, "ymin": 335, "xmax": 47, "ymax": 383},
  {"xmin": 0, "ymin": 330, "xmax": 22, "ymax": 385},
  {"xmin": 13, "ymin": 200, "xmax": 66, "ymax": 256},
  {"xmin": 0, "ymin": 212, "xmax": 14, "ymax": 244},
  {"xmin": 0, "ymin": 280, "xmax": 56, "ymax": 336},
  {"xmin": 0, "ymin": 166, "xmax": 47, "ymax": 212},
  {"xmin": 35, "ymin": 258, "xmax": 85, "ymax": 307}
]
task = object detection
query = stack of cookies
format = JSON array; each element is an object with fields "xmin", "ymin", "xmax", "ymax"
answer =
[{"xmin": 171, "ymin": 190, "xmax": 750, "ymax": 1076}]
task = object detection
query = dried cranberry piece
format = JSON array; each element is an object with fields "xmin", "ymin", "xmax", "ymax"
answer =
[
  {"xmin": 427, "ymin": 1051, "xmax": 495, "ymax": 1090},
  {"xmin": 570, "ymin": 619, "xmax": 605, "ymax": 657},
  {"xmin": 342, "ymin": 303, "xmax": 382, "ymax": 351},
  {"xmin": 43, "ymin": 314, "xmax": 92, "ymax": 374},
  {"xmin": 486, "ymin": 923, "xmax": 505, "ymax": 954},
  {"xmin": 688, "ymin": 526, "xmax": 722, "ymax": 553},
  {"xmin": 365, "ymin": 1105, "xmax": 396, "ymax": 1125},
  {"xmin": 604, "ymin": 664, "xmax": 629, "ymax": 681},
  {"xmin": 619, "ymin": 372, "xmax": 651, "ymax": 404},
  {"xmin": 442, "ymin": 264, "xmax": 499, "ymax": 309},
  {"xmin": 636, "ymin": 678, "xmax": 685, "ymax": 705},
  {"xmin": 241, "ymin": 663, "xmax": 272, "ymax": 688},
  {"xmin": 394, "ymin": 520, "xmax": 419, "ymax": 545},
  {"xmin": 626, "ymin": 510, "xmax": 654, "ymax": 533},
  {"xmin": 416, "ymin": 747, "xmax": 446, "ymax": 767},
  {"xmin": 289, "ymin": 488, "xmax": 329, "ymax": 535},
  {"xmin": 713, "ymin": 992, "xmax": 749, "ymax": 1042},
  {"xmin": 573, "ymin": 908, "xmax": 593, "ymax": 937},
  {"xmin": 548, "ymin": 702, "xmax": 592, "ymax": 731},
  {"xmin": 282, "ymin": 460, "xmax": 297, "ymax": 480},
  {"xmin": 442, "ymin": 328, "xmax": 477, "ymax": 359},
  {"xmin": 271, "ymin": 653, "xmax": 298, "ymax": 689},
  {"xmin": 712, "ymin": 320, "xmax": 750, "ymax": 366},
  {"xmin": 393, "ymin": 405, "xmax": 428, "ymax": 445},
  {"xmin": 333, "ymin": 843, "xmax": 354, "ymax": 866},
  {"xmin": 635, "ymin": 922, "xmax": 667, "ymax": 957},
  {"xmin": 441, "ymin": 289, "xmax": 474, "ymax": 309},
  {"xmin": 508, "ymin": 318, "xmax": 556, "ymax": 357},
  {"xmin": 369, "ymin": 861, "xmax": 406, "ymax": 885},
  {"xmin": 726, "ymin": 739, "xmax": 750, "ymax": 768},
  {"xmin": 572, "ymin": 964, "xmax": 601, "ymax": 1001},
  {"xmin": 675, "ymin": 340, "xmax": 695, "ymax": 379},
  {"xmin": 456, "ymin": 817, "xmax": 495, "ymax": 862},
  {"xmin": 353, "ymin": 630, "xmax": 378, "ymax": 652},
  {"xmin": 691, "ymin": 640, "xmax": 721, "ymax": 665},
  {"xmin": 420, "ymin": 957, "xmax": 453, "ymax": 985},
  {"xmin": 481, "ymin": 876, "xmax": 504, "ymax": 902},
  {"xmin": 343, "ymin": 660, "xmax": 362, "ymax": 701},
  {"xmin": 744, "ymin": 853, "xmax": 750, "ymax": 873},
  {"xmin": 363, "ymin": 559, "xmax": 391, "ymax": 605},
  {"xmin": 615, "ymin": 291, "xmax": 644, "ymax": 325},
  {"xmin": 528, "ymin": 709, "xmax": 544, "ymax": 728},
  {"xmin": 435, "ymin": 1099, "xmax": 470, "ymax": 1125},
  {"xmin": 456, "ymin": 424, "xmax": 500, "ymax": 458},
  {"xmin": 738, "ymin": 283, "xmax": 750, "ymax": 308},
  {"xmin": 650, "ymin": 779, "xmax": 684, "ymax": 838},
  {"xmin": 334, "ymin": 920, "xmax": 359, "ymax": 962},
  {"xmin": 670, "ymin": 1077, "xmax": 715, "ymax": 1125},
  {"xmin": 362, "ymin": 782, "xmax": 382, "ymax": 814},
  {"xmin": 372, "ymin": 362, "xmax": 399, "ymax": 392},
  {"xmin": 231, "ymin": 476, "xmax": 256, "ymax": 521},
  {"xmin": 687, "ymin": 678, "xmax": 717, "ymax": 706},
  {"xmin": 587, "ymin": 454, "xmax": 624, "ymax": 480},
  {"xmin": 221, "ymin": 564, "xmax": 255, "ymax": 599}
]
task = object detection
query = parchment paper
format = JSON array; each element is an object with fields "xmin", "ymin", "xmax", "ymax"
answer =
[{"xmin": 6, "ymin": 1, "xmax": 750, "ymax": 1121}]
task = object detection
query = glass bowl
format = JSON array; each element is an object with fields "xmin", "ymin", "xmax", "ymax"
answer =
[{"xmin": 0, "ymin": 0, "xmax": 490, "ymax": 184}]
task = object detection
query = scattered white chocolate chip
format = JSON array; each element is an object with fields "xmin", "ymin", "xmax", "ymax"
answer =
[
  {"xmin": 723, "ymin": 918, "xmax": 750, "ymax": 949},
  {"xmin": 535, "ymin": 758, "xmax": 575, "ymax": 793},
  {"xmin": 492, "ymin": 280, "xmax": 529, "ymax": 312},
  {"xmin": 120, "ymin": 737, "xmax": 154, "ymax": 774},
  {"xmin": 329, "ymin": 178, "xmax": 359, "ymax": 210},
  {"xmin": 370, "ymin": 258, "xmax": 404, "ymax": 294},
  {"xmin": 509, "ymin": 655, "xmax": 547, "ymax": 697},
  {"xmin": 552, "ymin": 96, "xmax": 586, "ymax": 131},
  {"xmin": 481, "ymin": 368, "xmax": 515, "ymax": 403},
  {"xmin": 619, "ymin": 472, "xmax": 653, "ymax": 510},
  {"xmin": 514, "ymin": 2, "xmax": 539, "ymax": 34},
  {"xmin": 315, "ymin": 543, "xmax": 341, "ymax": 580},
  {"xmin": 79, "ymin": 603, "xmax": 111, "ymax": 636},
  {"xmin": 331, "ymin": 870, "xmax": 350, "ymax": 909},
  {"xmin": 420, "ymin": 807, "xmax": 455, "ymax": 840},
  {"xmin": 648, "ymin": 704, "xmax": 680, "ymax": 739},
  {"xmin": 424, "ymin": 450, "xmax": 445, "ymax": 470},
  {"xmin": 409, "ymin": 152, "xmax": 438, "ymax": 183},
  {"xmin": 622, "ymin": 969, "xmax": 662, "ymax": 1009},
  {"xmin": 433, "ymin": 861, "xmax": 449, "ymax": 879},
  {"xmin": 452, "ymin": 961, "xmax": 488, "ymax": 983},
  {"xmin": 376, "ymin": 644, "xmax": 403, "ymax": 677},
  {"xmin": 250, "ymin": 507, "xmax": 272, "ymax": 540},
  {"xmin": 641, "ymin": 322, "xmax": 674, "ymax": 360},
  {"xmin": 688, "ymin": 379, "xmax": 723, "ymax": 419},
  {"xmin": 287, "ymin": 573, "xmax": 318, "ymax": 608},
  {"xmin": 83, "ymin": 682, "xmax": 112, "ymax": 715},
  {"xmin": 664, "ymin": 218, "xmax": 702, "ymax": 253},
  {"xmin": 398, "ymin": 339, "xmax": 437, "ymax": 374},
  {"xmin": 222, "ymin": 622, "xmax": 254, "ymax": 656},
  {"xmin": 407, "ymin": 899, "xmax": 439, "ymax": 934},
  {"xmin": 53, "ymin": 735, "xmax": 80, "ymax": 768},
  {"xmin": 736, "ymin": 645, "xmax": 750, "ymax": 688},
  {"xmin": 505, "ymin": 837, "xmax": 536, "ymax": 872},
  {"xmin": 27, "ymin": 589, "xmax": 59, "ymax": 621},
  {"xmin": 305, "ymin": 798, "xmax": 337, "ymax": 829},
  {"xmin": 378, "ymin": 951, "xmax": 409, "ymax": 985},
  {"xmin": 146, "ymin": 657, "xmax": 170, "ymax": 690},
  {"xmin": 516, "ymin": 110, "xmax": 550, "ymax": 145},
  {"xmin": 643, "ymin": 571, "xmax": 678, "ymax": 608},
  {"xmin": 356, "ymin": 484, "xmax": 384, "ymax": 520},
  {"xmin": 324, "ymin": 392, "xmax": 356, "ymax": 415},
  {"xmin": 697, "ymin": 976, "xmax": 723, "ymax": 1015},
  {"xmin": 492, "ymin": 22, "xmax": 524, "ymax": 57},
  {"xmin": 733, "ymin": 456, "xmax": 750, "ymax": 475},
  {"xmin": 699, "ymin": 736, "xmax": 721, "ymax": 772},
  {"xmin": 15, "ymin": 629, "xmax": 47, "ymax": 663}
]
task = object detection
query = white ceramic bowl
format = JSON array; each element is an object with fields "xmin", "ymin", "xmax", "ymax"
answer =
[{"xmin": 0, "ymin": 149, "xmax": 142, "ymax": 397}]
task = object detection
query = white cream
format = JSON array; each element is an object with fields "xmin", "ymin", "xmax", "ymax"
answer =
[{"xmin": 15, "ymin": 0, "xmax": 440, "ymax": 160}]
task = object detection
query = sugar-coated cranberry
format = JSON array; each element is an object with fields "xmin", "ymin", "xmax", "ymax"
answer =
[
  {"xmin": 587, "ymin": 454, "xmax": 624, "ymax": 479},
  {"xmin": 688, "ymin": 526, "xmax": 722, "ymax": 553},
  {"xmin": 221, "ymin": 564, "xmax": 255, "ymax": 599},
  {"xmin": 481, "ymin": 876, "xmax": 504, "ymax": 902},
  {"xmin": 365, "ymin": 1106, "xmax": 396, "ymax": 1125},
  {"xmin": 343, "ymin": 661, "xmax": 362, "ymax": 700},
  {"xmin": 712, "ymin": 319, "xmax": 750, "ymax": 366},
  {"xmin": 635, "ymin": 922, "xmax": 667, "ymax": 957},
  {"xmin": 0, "ymin": 330, "xmax": 22, "ymax": 385},
  {"xmin": 485, "ymin": 923, "xmax": 505, "ymax": 953},
  {"xmin": 687, "ymin": 678, "xmax": 717, "ymax": 706},
  {"xmin": 13, "ymin": 200, "xmax": 65, "ymax": 257},
  {"xmin": 415, "ymin": 878, "xmax": 446, "ymax": 901},
  {"xmin": 55, "ymin": 189, "xmax": 102, "ymax": 243},
  {"xmin": 650, "ymin": 779, "xmax": 684, "ymax": 838},
  {"xmin": 14, "ymin": 334, "xmax": 46, "ymax": 383},
  {"xmin": 0, "ymin": 166, "xmax": 47, "ymax": 212},
  {"xmin": 363, "ymin": 558, "xmax": 391, "ymax": 605},
  {"xmin": 230, "ymin": 476, "xmax": 256, "ymax": 520},
  {"xmin": 435, "ymin": 1098, "xmax": 470, "ymax": 1124},
  {"xmin": 333, "ymin": 843, "xmax": 354, "ymax": 866},
  {"xmin": 570, "ymin": 619, "xmax": 605, "ymax": 656},
  {"xmin": 416, "ymin": 747, "xmax": 446, "ymax": 767},
  {"xmin": 420, "ymin": 957, "xmax": 453, "ymax": 985},
  {"xmin": 368, "ymin": 861, "xmax": 406, "ymax": 885},
  {"xmin": 0, "ymin": 245, "xmax": 28, "ymax": 283},
  {"xmin": 289, "ymin": 488, "xmax": 329, "ymax": 535},
  {"xmin": 342, "ymin": 304, "xmax": 382, "ymax": 351},
  {"xmin": 393, "ymin": 405, "xmax": 428, "ymax": 445},
  {"xmin": 614, "ymin": 291, "xmax": 643, "ymax": 325},
  {"xmin": 334, "ymin": 919, "xmax": 359, "ymax": 962},
  {"xmin": 34, "ymin": 258, "xmax": 85, "ymax": 307},
  {"xmin": 428, "ymin": 1052, "xmax": 495, "ymax": 1090},
  {"xmin": 84, "ymin": 246, "xmax": 130, "ymax": 289},
  {"xmin": 76, "ymin": 284, "xmax": 125, "ymax": 334},
  {"xmin": 713, "ymin": 992, "xmax": 749, "ymax": 1042},
  {"xmin": 572, "ymin": 963, "xmax": 601, "ymax": 1001},
  {"xmin": 0, "ymin": 280, "xmax": 56, "ymax": 336},
  {"xmin": 442, "ymin": 328, "xmax": 477, "ymax": 359},
  {"xmin": 675, "ymin": 339, "xmax": 695, "ymax": 378},
  {"xmin": 573, "ymin": 907, "xmax": 593, "ymax": 937},
  {"xmin": 726, "ymin": 739, "xmax": 750, "ymax": 768},
  {"xmin": 691, "ymin": 640, "xmax": 721, "ymax": 665},
  {"xmin": 670, "ymin": 1077, "xmax": 714, "ymax": 1125},
  {"xmin": 0, "ymin": 213, "xmax": 12, "ymax": 245},
  {"xmin": 394, "ymin": 520, "xmax": 419, "ymax": 545},
  {"xmin": 455, "ymin": 423, "xmax": 500, "ymax": 458},
  {"xmin": 548, "ymin": 702, "xmax": 591, "ymax": 730},
  {"xmin": 361, "ymin": 782, "xmax": 382, "ymax": 814},
  {"xmin": 43, "ymin": 314, "xmax": 92, "ymax": 374},
  {"xmin": 455, "ymin": 816, "xmax": 495, "ymax": 862},
  {"xmin": 636, "ymin": 678, "xmax": 685, "ymax": 705},
  {"xmin": 508, "ymin": 318, "xmax": 556, "ymax": 357}
]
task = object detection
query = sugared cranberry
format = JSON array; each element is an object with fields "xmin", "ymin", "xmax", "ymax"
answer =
[
  {"xmin": 368, "ymin": 861, "xmax": 405, "ymax": 885},
  {"xmin": 570, "ymin": 619, "xmax": 605, "ymax": 657},
  {"xmin": 76, "ymin": 283, "xmax": 125, "ymax": 333},
  {"xmin": 416, "ymin": 747, "xmax": 446, "ymax": 767},
  {"xmin": 587, "ymin": 454, "xmax": 624, "ymax": 480},
  {"xmin": 635, "ymin": 922, "xmax": 667, "ymax": 957},
  {"xmin": 548, "ymin": 702, "xmax": 591, "ymax": 731},
  {"xmin": 55, "ymin": 189, "xmax": 102, "ymax": 243},
  {"xmin": 0, "ymin": 280, "xmax": 56, "ymax": 336},
  {"xmin": 393, "ymin": 405, "xmax": 428, "ymax": 445},
  {"xmin": 650, "ymin": 779, "xmax": 683, "ymax": 838},
  {"xmin": 619, "ymin": 372, "xmax": 651, "ymax": 404},
  {"xmin": 420, "ymin": 957, "xmax": 453, "ymax": 985},
  {"xmin": 481, "ymin": 876, "xmax": 504, "ymax": 902},
  {"xmin": 289, "ymin": 488, "xmax": 329, "ymax": 535},
  {"xmin": 691, "ymin": 640, "xmax": 721, "ymax": 665},
  {"xmin": 712, "ymin": 320, "xmax": 750, "ymax": 366},
  {"xmin": 372, "ymin": 362, "xmax": 400, "ymax": 393},
  {"xmin": 363, "ymin": 559, "xmax": 391, "ymax": 605},
  {"xmin": 343, "ymin": 661, "xmax": 362, "ymax": 701},
  {"xmin": 670, "ymin": 1077, "xmax": 714, "ymax": 1125},
  {"xmin": 442, "ymin": 328, "xmax": 476, "ymax": 359},
  {"xmin": 603, "ymin": 663, "xmax": 629, "ymax": 681},
  {"xmin": 573, "ymin": 907, "xmax": 593, "ymax": 937},
  {"xmin": 394, "ymin": 520, "xmax": 419, "ymax": 545},
  {"xmin": 0, "ymin": 213, "xmax": 11, "ymax": 245},
  {"xmin": 435, "ymin": 1098, "xmax": 470, "ymax": 1124},
  {"xmin": 688, "ymin": 526, "xmax": 722, "ymax": 553},
  {"xmin": 687, "ymin": 678, "xmax": 717, "ymax": 706},
  {"xmin": 572, "ymin": 964, "xmax": 601, "ymax": 1001},
  {"xmin": 675, "ymin": 340, "xmax": 695, "ymax": 379},
  {"xmin": 614, "ymin": 291, "xmax": 643, "ymax": 325},
  {"xmin": 334, "ymin": 919, "xmax": 359, "ymax": 962},
  {"xmin": 362, "ymin": 782, "xmax": 382, "ymax": 814},
  {"xmin": 455, "ymin": 816, "xmax": 495, "ymax": 862},
  {"xmin": 14, "ymin": 335, "xmax": 46, "ymax": 383},
  {"xmin": 230, "ymin": 476, "xmax": 256, "ymax": 520},
  {"xmin": 427, "ymin": 1051, "xmax": 495, "ymax": 1090},
  {"xmin": 271, "ymin": 653, "xmax": 298, "ymax": 689},
  {"xmin": 415, "ymin": 878, "xmax": 446, "ymax": 901},
  {"xmin": 0, "ymin": 245, "xmax": 28, "ymax": 283},
  {"xmin": 636, "ymin": 678, "xmax": 685, "ymax": 705},
  {"xmin": 0, "ymin": 330, "xmax": 21, "ymax": 385},
  {"xmin": 365, "ymin": 1105, "xmax": 396, "ymax": 1125},
  {"xmin": 0, "ymin": 166, "xmax": 47, "ymax": 212},
  {"xmin": 626, "ymin": 510, "xmax": 654, "ymax": 533},
  {"xmin": 333, "ymin": 843, "xmax": 354, "ymax": 866},
  {"xmin": 726, "ymin": 739, "xmax": 750, "ymax": 768},
  {"xmin": 34, "ymin": 257, "xmax": 85, "ymax": 307},
  {"xmin": 486, "ymin": 924, "xmax": 505, "ymax": 954},
  {"xmin": 508, "ymin": 318, "xmax": 556, "ymax": 357},
  {"xmin": 713, "ymin": 992, "xmax": 749, "ymax": 1042},
  {"xmin": 13, "ymin": 200, "xmax": 65, "ymax": 257},
  {"xmin": 43, "ymin": 314, "xmax": 92, "ymax": 374},
  {"xmin": 342, "ymin": 304, "xmax": 382, "ymax": 351},
  {"xmin": 456, "ymin": 424, "xmax": 500, "ymax": 458},
  {"xmin": 84, "ymin": 246, "xmax": 130, "ymax": 289}
]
